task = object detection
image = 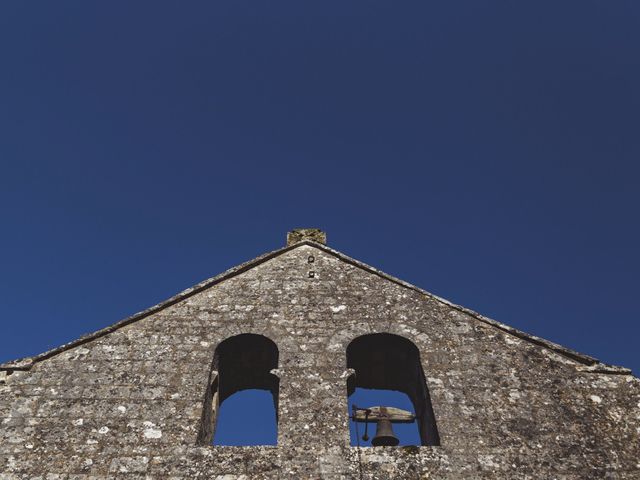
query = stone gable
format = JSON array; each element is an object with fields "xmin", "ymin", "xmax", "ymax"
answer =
[{"xmin": 1, "ymin": 237, "xmax": 638, "ymax": 478}]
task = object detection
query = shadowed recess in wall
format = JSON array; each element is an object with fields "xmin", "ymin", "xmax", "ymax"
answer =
[
  {"xmin": 347, "ymin": 333, "xmax": 440, "ymax": 446},
  {"xmin": 198, "ymin": 333, "xmax": 279, "ymax": 446}
]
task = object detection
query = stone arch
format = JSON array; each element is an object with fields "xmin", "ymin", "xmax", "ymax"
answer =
[
  {"xmin": 346, "ymin": 332, "xmax": 440, "ymax": 446},
  {"xmin": 198, "ymin": 333, "xmax": 279, "ymax": 445}
]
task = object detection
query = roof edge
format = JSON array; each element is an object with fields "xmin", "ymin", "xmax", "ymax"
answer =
[
  {"xmin": 0, "ymin": 242, "xmax": 301, "ymax": 371},
  {"xmin": 1, "ymin": 241, "xmax": 632, "ymax": 376},
  {"xmin": 307, "ymin": 243, "xmax": 633, "ymax": 376}
]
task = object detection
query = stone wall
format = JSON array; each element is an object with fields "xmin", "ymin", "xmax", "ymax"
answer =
[{"xmin": 1, "ymin": 243, "xmax": 638, "ymax": 478}]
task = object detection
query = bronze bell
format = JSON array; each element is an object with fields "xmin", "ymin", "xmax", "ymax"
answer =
[
  {"xmin": 371, "ymin": 416, "xmax": 399, "ymax": 446},
  {"xmin": 352, "ymin": 405, "xmax": 413, "ymax": 447}
]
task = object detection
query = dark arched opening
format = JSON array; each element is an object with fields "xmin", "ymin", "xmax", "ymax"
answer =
[
  {"xmin": 198, "ymin": 333, "xmax": 279, "ymax": 446},
  {"xmin": 347, "ymin": 333, "xmax": 439, "ymax": 446}
]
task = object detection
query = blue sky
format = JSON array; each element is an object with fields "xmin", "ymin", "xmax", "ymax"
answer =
[{"xmin": 1, "ymin": 1, "xmax": 639, "ymax": 444}]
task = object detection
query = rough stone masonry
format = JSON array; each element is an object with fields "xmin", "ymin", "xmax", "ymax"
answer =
[{"xmin": 1, "ymin": 229, "xmax": 638, "ymax": 479}]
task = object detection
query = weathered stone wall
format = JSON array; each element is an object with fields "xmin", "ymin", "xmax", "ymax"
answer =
[{"xmin": 1, "ymin": 243, "xmax": 639, "ymax": 478}]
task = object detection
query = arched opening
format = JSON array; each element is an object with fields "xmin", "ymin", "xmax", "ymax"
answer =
[
  {"xmin": 198, "ymin": 334, "xmax": 279, "ymax": 446},
  {"xmin": 346, "ymin": 333, "xmax": 439, "ymax": 446}
]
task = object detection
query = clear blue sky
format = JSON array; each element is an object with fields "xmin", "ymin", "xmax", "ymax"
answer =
[{"xmin": 1, "ymin": 1, "xmax": 639, "ymax": 444}]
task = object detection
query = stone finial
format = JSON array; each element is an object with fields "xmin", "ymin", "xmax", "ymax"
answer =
[{"xmin": 287, "ymin": 229, "xmax": 327, "ymax": 246}]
